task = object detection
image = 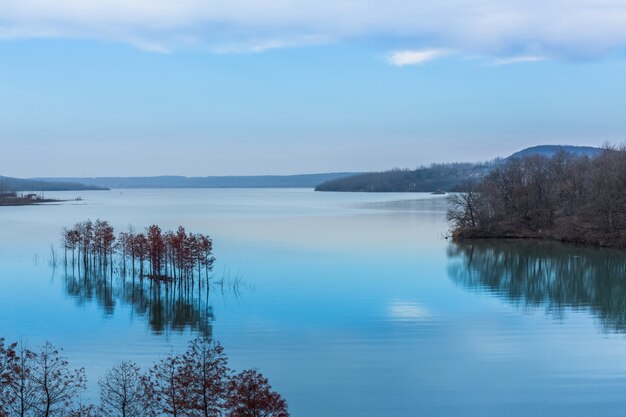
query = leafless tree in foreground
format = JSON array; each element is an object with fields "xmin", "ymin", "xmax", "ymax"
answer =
[{"xmin": 99, "ymin": 361, "xmax": 146, "ymax": 417}]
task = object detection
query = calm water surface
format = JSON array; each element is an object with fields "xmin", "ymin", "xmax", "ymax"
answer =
[{"xmin": 2, "ymin": 188, "xmax": 626, "ymax": 416}]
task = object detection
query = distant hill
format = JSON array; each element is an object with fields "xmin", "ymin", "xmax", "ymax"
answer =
[
  {"xmin": 315, "ymin": 164, "xmax": 492, "ymax": 192},
  {"xmin": 0, "ymin": 176, "xmax": 107, "ymax": 192},
  {"xmin": 506, "ymin": 145, "xmax": 601, "ymax": 161},
  {"xmin": 34, "ymin": 173, "xmax": 359, "ymax": 189},
  {"xmin": 315, "ymin": 145, "xmax": 603, "ymax": 193}
]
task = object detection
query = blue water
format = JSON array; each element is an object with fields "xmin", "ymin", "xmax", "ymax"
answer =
[{"xmin": 1, "ymin": 188, "xmax": 626, "ymax": 416}]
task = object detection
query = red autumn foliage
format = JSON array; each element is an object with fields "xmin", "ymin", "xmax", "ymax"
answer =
[
  {"xmin": 63, "ymin": 220, "xmax": 215, "ymax": 283},
  {"xmin": 1, "ymin": 337, "xmax": 288, "ymax": 417},
  {"xmin": 226, "ymin": 370, "xmax": 289, "ymax": 417}
]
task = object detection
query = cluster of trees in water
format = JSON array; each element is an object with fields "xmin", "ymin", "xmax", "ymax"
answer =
[
  {"xmin": 0, "ymin": 337, "xmax": 288, "ymax": 417},
  {"xmin": 62, "ymin": 220, "xmax": 215, "ymax": 281},
  {"xmin": 448, "ymin": 146, "xmax": 626, "ymax": 248},
  {"xmin": 448, "ymin": 240, "xmax": 626, "ymax": 332}
]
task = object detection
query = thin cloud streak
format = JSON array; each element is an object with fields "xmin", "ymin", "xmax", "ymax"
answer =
[
  {"xmin": 388, "ymin": 49, "xmax": 450, "ymax": 66},
  {"xmin": 491, "ymin": 55, "xmax": 549, "ymax": 65}
]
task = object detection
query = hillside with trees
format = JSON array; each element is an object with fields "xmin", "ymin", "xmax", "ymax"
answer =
[
  {"xmin": 0, "ymin": 176, "xmax": 106, "ymax": 192},
  {"xmin": 315, "ymin": 145, "xmax": 602, "ymax": 192},
  {"xmin": 447, "ymin": 146, "xmax": 626, "ymax": 248},
  {"xmin": 34, "ymin": 172, "xmax": 358, "ymax": 189},
  {"xmin": 315, "ymin": 163, "xmax": 493, "ymax": 192}
]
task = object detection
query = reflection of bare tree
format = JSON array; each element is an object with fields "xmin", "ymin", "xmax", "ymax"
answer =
[
  {"xmin": 64, "ymin": 268, "xmax": 214, "ymax": 337},
  {"xmin": 447, "ymin": 239, "xmax": 626, "ymax": 332}
]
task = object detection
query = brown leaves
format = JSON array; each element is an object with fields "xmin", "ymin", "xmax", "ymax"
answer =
[
  {"xmin": 0, "ymin": 337, "xmax": 288, "ymax": 417},
  {"xmin": 226, "ymin": 370, "xmax": 289, "ymax": 417}
]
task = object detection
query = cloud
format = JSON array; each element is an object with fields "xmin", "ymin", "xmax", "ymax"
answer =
[
  {"xmin": 1, "ymin": 0, "xmax": 626, "ymax": 58},
  {"xmin": 388, "ymin": 49, "xmax": 450, "ymax": 66},
  {"xmin": 491, "ymin": 55, "xmax": 548, "ymax": 65}
]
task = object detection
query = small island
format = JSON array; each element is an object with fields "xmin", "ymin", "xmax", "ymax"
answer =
[{"xmin": 448, "ymin": 145, "xmax": 626, "ymax": 249}]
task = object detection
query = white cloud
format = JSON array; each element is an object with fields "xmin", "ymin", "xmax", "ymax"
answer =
[
  {"xmin": 491, "ymin": 55, "xmax": 548, "ymax": 65},
  {"xmin": 1, "ymin": 0, "xmax": 626, "ymax": 58},
  {"xmin": 388, "ymin": 49, "xmax": 450, "ymax": 66}
]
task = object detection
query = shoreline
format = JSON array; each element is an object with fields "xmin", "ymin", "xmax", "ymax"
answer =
[
  {"xmin": 452, "ymin": 229, "xmax": 626, "ymax": 251},
  {"xmin": 0, "ymin": 198, "xmax": 67, "ymax": 207}
]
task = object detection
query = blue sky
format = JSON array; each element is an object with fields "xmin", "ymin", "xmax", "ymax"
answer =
[{"xmin": 0, "ymin": 0, "xmax": 625, "ymax": 177}]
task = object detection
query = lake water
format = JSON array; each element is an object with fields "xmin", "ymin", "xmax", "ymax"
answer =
[{"xmin": 2, "ymin": 188, "xmax": 626, "ymax": 416}]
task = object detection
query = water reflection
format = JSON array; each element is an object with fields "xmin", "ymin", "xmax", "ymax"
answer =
[
  {"xmin": 448, "ymin": 239, "xmax": 626, "ymax": 331},
  {"xmin": 64, "ymin": 268, "xmax": 215, "ymax": 336}
]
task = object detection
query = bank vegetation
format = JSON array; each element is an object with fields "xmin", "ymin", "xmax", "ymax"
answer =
[{"xmin": 447, "ymin": 145, "xmax": 626, "ymax": 248}]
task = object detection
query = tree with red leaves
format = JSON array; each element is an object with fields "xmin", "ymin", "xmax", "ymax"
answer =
[
  {"xmin": 2, "ymin": 336, "xmax": 290, "ymax": 417},
  {"xmin": 226, "ymin": 370, "xmax": 289, "ymax": 417},
  {"xmin": 67, "ymin": 403, "xmax": 99, "ymax": 417},
  {"xmin": 133, "ymin": 234, "xmax": 149, "ymax": 277},
  {"xmin": 0, "ymin": 338, "xmax": 18, "ymax": 417},
  {"xmin": 180, "ymin": 338, "xmax": 229, "ymax": 417},
  {"xmin": 147, "ymin": 225, "xmax": 165, "ymax": 277},
  {"xmin": 196, "ymin": 235, "xmax": 215, "ymax": 281},
  {"xmin": 145, "ymin": 353, "xmax": 186, "ymax": 417}
]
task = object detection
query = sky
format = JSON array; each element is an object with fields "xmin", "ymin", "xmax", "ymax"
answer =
[{"xmin": 1, "ymin": 0, "xmax": 626, "ymax": 177}]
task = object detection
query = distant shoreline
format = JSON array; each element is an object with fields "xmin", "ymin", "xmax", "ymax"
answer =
[{"xmin": 0, "ymin": 197, "xmax": 65, "ymax": 207}]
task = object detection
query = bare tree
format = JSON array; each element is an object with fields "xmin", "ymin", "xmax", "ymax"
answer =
[
  {"xmin": 449, "ymin": 145, "xmax": 626, "ymax": 248},
  {"xmin": 447, "ymin": 180, "xmax": 481, "ymax": 231},
  {"xmin": 29, "ymin": 341, "xmax": 86, "ymax": 417},
  {"xmin": 7, "ymin": 342, "xmax": 37, "ymax": 417},
  {"xmin": 99, "ymin": 361, "xmax": 146, "ymax": 417}
]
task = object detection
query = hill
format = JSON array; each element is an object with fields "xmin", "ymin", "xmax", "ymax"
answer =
[
  {"xmin": 0, "ymin": 176, "xmax": 107, "ymax": 192},
  {"xmin": 315, "ymin": 164, "xmax": 491, "ymax": 192},
  {"xmin": 506, "ymin": 145, "xmax": 601, "ymax": 161},
  {"xmin": 34, "ymin": 173, "xmax": 359, "ymax": 189},
  {"xmin": 315, "ymin": 145, "xmax": 603, "ymax": 192}
]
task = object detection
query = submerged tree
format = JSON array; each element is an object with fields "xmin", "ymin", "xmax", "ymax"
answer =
[{"xmin": 62, "ymin": 221, "xmax": 215, "ymax": 284}]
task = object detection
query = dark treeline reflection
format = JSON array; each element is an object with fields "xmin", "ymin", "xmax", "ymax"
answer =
[
  {"xmin": 64, "ymin": 267, "xmax": 216, "ymax": 337},
  {"xmin": 447, "ymin": 239, "xmax": 626, "ymax": 332}
]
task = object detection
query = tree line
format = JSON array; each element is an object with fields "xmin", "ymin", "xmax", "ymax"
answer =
[
  {"xmin": 62, "ymin": 221, "xmax": 215, "ymax": 282},
  {"xmin": 315, "ymin": 163, "xmax": 492, "ymax": 192},
  {"xmin": 0, "ymin": 337, "xmax": 288, "ymax": 417},
  {"xmin": 447, "ymin": 146, "xmax": 626, "ymax": 248}
]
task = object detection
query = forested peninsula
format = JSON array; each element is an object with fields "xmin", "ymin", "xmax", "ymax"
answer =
[
  {"xmin": 314, "ymin": 145, "xmax": 601, "ymax": 192},
  {"xmin": 448, "ymin": 146, "xmax": 626, "ymax": 249}
]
